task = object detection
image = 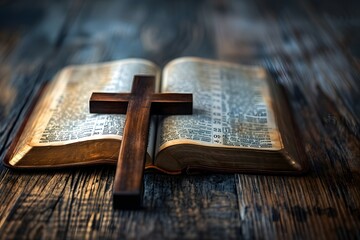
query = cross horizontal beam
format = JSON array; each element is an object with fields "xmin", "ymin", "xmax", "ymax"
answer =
[{"xmin": 90, "ymin": 93, "xmax": 193, "ymax": 115}]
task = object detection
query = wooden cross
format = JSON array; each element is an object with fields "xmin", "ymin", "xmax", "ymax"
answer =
[{"xmin": 89, "ymin": 75, "xmax": 192, "ymax": 209}]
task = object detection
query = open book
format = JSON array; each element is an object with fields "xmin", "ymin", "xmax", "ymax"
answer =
[{"xmin": 4, "ymin": 57, "xmax": 307, "ymax": 174}]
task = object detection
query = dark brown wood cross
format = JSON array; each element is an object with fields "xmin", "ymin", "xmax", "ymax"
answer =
[{"xmin": 89, "ymin": 75, "xmax": 192, "ymax": 210}]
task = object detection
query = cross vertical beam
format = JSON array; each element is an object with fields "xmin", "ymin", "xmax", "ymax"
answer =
[{"xmin": 89, "ymin": 75, "xmax": 192, "ymax": 209}]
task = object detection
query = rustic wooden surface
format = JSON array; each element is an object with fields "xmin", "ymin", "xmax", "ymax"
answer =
[{"xmin": 0, "ymin": 0, "xmax": 359, "ymax": 239}]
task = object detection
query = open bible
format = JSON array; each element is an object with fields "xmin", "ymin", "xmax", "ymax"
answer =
[{"xmin": 4, "ymin": 57, "xmax": 307, "ymax": 174}]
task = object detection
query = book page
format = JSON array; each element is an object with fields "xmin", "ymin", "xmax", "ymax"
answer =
[
  {"xmin": 36, "ymin": 60, "xmax": 159, "ymax": 145},
  {"xmin": 157, "ymin": 57, "xmax": 282, "ymax": 151},
  {"xmin": 9, "ymin": 60, "xmax": 159, "ymax": 166}
]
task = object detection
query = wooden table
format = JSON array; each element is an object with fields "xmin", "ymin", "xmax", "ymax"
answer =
[{"xmin": 0, "ymin": 0, "xmax": 359, "ymax": 239}]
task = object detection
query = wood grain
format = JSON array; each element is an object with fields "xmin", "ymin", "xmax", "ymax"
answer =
[{"xmin": 0, "ymin": 0, "xmax": 359, "ymax": 239}]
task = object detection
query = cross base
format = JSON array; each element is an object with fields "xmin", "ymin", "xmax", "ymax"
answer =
[{"xmin": 113, "ymin": 190, "xmax": 143, "ymax": 210}]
